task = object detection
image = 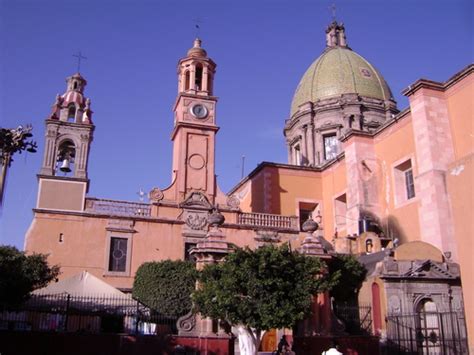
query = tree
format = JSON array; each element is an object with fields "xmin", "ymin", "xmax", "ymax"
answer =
[
  {"xmin": 192, "ymin": 244, "xmax": 338, "ymax": 355},
  {"xmin": 328, "ymin": 254, "xmax": 367, "ymax": 303},
  {"xmin": 0, "ymin": 245, "xmax": 60, "ymax": 306},
  {"xmin": 0, "ymin": 125, "xmax": 37, "ymax": 206},
  {"xmin": 133, "ymin": 260, "xmax": 197, "ymax": 317}
]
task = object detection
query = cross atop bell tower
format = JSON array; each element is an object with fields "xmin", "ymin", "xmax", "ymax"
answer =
[{"xmin": 170, "ymin": 39, "xmax": 218, "ymax": 204}]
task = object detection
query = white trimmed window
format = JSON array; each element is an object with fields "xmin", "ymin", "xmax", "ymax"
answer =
[{"xmin": 394, "ymin": 159, "xmax": 416, "ymax": 205}]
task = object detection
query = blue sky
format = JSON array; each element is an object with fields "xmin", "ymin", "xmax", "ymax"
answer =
[{"xmin": 0, "ymin": 0, "xmax": 472, "ymax": 249}]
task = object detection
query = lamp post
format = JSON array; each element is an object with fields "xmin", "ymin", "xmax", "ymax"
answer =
[{"xmin": 0, "ymin": 125, "xmax": 37, "ymax": 207}]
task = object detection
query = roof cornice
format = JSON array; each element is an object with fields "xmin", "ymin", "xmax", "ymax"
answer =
[{"xmin": 402, "ymin": 63, "xmax": 473, "ymax": 97}]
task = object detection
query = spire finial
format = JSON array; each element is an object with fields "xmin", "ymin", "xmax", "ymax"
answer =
[
  {"xmin": 329, "ymin": 3, "xmax": 337, "ymax": 22},
  {"xmin": 72, "ymin": 51, "xmax": 87, "ymax": 73},
  {"xmin": 193, "ymin": 17, "xmax": 203, "ymax": 38}
]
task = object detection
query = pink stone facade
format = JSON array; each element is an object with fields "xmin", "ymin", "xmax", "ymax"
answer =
[{"xmin": 23, "ymin": 33, "xmax": 473, "ymax": 351}]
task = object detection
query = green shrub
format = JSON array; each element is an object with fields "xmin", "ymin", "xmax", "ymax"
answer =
[{"xmin": 133, "ymin": 260, "xmax": 197, "ymax": 317}]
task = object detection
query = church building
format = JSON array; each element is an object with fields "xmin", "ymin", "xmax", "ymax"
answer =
[{"xmin": 24, "ymin": 22, "xmax": 473, "ymax": 352}]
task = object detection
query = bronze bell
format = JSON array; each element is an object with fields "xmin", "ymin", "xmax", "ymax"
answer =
[{"xmin": 59, "ymin": 158, "xmax": 71, "ymax": 173}]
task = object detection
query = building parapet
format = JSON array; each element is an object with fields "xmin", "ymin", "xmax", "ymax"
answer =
[
  {"xmin": 85, "ymin": 198, "xmax": 151, "ymax": 217},
  {"xmin": 237, "ymin": 212, "xmax": 299, "ymax": 230},
  {"xmin": 83, "ymin": 198, "xmax": 299, "ymax": 231}
]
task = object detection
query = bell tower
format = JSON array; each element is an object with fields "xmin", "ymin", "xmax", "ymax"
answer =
[
  {"xmin": 36, "ymin": 73, "xmax": 94, "ymax": 212},
  {"xmin": 171, "ymin": 38, "xmax": 218, "ymax": 203}
]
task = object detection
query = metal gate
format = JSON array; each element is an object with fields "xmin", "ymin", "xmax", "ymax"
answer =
[{"xmin": 385, "ymin": 312, "xmax": 468, "ymax": 354}]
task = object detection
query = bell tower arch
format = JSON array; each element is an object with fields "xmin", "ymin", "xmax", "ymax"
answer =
[
  {"xmin": 170, "ymin": 38, "xmax": 218, "ymax": 204},
  {"xmin": 37, "ymin": 73, "xmax": 94, "ymax": 212}
]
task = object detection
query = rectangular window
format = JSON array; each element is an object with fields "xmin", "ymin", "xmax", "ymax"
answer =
[
  {"xmin": 294, "ymin": 145, "xmax": 301, "ymax": 165},
  {"xmin": 393, "ymin": 159, "xmax": 416, "ymax": 206},
  {"xmin": 324, "ymin": 135, "xmax": 338, "ymax": 160},
  {"xmin": 298, "ymin": 201, "xmax": 318, "ymax": 231},
  {"xmin": 184, "ymin": 242, "xmax": 197, "ymax": 262},
  {"xmin": 405, "ymin": 168, "xmax": 415, "ymax": 199},
  {"xmin": 334, "ymin": 193, "xmax": 347, "ymax": 231},
  {"xmin": 108, "ymin": 237, "xmax": 128, "ymax": 272}
]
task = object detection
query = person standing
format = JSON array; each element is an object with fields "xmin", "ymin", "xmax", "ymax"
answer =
[{"xmin": 322, "ymin": 340, "xmax": 343, "ymax": 355}]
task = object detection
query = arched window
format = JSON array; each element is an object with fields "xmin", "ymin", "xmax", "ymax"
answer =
[
  {"xmin": 195, "ymin": 63, "xmax": 203, "ymax": 90},
  {"xmin": 366, "ymin": 239, "xmax": 373, "ymax": 253},
  {"xmin": 67, "ymin": 104, "xmax": 76, "ymax": 123},
  {"xmin": 73, "ymin": 81, "xmax": 78, "ymax": 90},
  {"xmin": 416, "ymin": 299, "xmax": 441, "ymax": 354},
  {"xmin": 184, "ymin": 71, "xmax": 190, "ymax": 91},
  {"xmin": 207, "ymin": 73, "xmax": 213, "ymax": 95},
  {"xmin": 56, "ymin": 140, "xmax": 76, "ymax": 176}
]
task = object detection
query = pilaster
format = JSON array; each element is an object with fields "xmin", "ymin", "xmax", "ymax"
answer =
[{"xmin": 408, "ymin": 88, "xmax": 456, "ymax": 259}]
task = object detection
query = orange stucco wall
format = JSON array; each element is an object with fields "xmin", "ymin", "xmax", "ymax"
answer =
[
  {"xmin": 321, "ymin": 161, "xmax": 347, "ymax": 239},
  {"xmin": 446, "ymin": 74, "xmax": 474, "ymax": 160},
  {"xmin": 25, "ymin": 213, "xmax": 184, "ymax": 290},
  {"xmin": 373, "ymin": 115, "xmax": 421, "ymax": 243},
  {"xmin": 447, "ymin": 156, "xmax": 474, "ymax": 352}
]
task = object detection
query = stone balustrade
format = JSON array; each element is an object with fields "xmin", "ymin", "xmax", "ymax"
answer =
[
  {"xmin": 237, "ymin": 212, "xmax": 298, "ymax": 230},
  {"xmin": 85, "ymin": 198, "xmax": 151, "ymax": 217}
]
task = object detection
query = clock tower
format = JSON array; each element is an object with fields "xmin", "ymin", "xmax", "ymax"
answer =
[{"xmin": 170, "ymin": 38, "xmax": 218, "ymax": 204}]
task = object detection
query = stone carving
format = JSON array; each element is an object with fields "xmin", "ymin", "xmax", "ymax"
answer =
[
  {"xmin": 255, "ymin": 231, "xmax": 280, "ymax": 245},
  {"xmin": 188, "ymin": 154, "xmax": 206, "ymax": 170},
  {"xmin": 106, "ymin": 218, "xmax": 135, "ymax": 233},
  {"xmin": 388, "ymin": 295, "xmax": 401, "ymax": 314},
  {"xmin": 148, "ymin": 187, "xmax": 164, "ymax": 203},
  {"xmin": 186, "ymin": 213, "xmax": 208, "ymax": 230},
  {"xmin": 177, "ymin": 311, "xmax": 196, "ymax": 334},
  {"xmin": 180, "ymin": 191, "xmax": 212, "ymax": 209},
  {"xmin": 226, "ymin": 195, "xmax": 240, "ymax": 210}
]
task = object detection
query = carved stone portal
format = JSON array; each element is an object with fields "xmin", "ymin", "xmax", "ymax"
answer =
[{"xmin": 182, "ymin": 210, "xmax": 208, "ymax": 237}]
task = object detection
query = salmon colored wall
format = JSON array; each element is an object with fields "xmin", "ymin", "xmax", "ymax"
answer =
[
  {"xmin": 445, "ymin": 74, "xmax": 473, "ymax": 160},
  {"xmin": 373, "ymin": 115, "xmax": 421, "ymax": 242},
  {"xmin": 388, "ymin": 202, "xmax": 421, "ymax": 243},
  {"xmin": 321, "ymin": 161, "xmax": 347, "ymax": 240},
  {"xmin": 447, "ymin": 155, "xmax": 474, "ymax": 353},
  {"xmin": 25, "ymin": 210, "xmax": 303, "ymax": 290},
  {"xmin": 26, "ymin": 213, "xmax": 186, "ymax": 290},
  {"xmin": 394, "ymin": 240, "xmax": 444, "ymax": 262},
  {"xmin": 274, "ymin": 168, "xmax": 322, "ymax": 216},
  {"xmin": 444, "ymin": 72, "xmax": 474, "ymax": 353}
]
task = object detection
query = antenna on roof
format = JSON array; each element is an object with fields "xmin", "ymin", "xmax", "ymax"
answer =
[{"xmin": 241, "ymin": 155, "xmax": 245, "ymax": 180}]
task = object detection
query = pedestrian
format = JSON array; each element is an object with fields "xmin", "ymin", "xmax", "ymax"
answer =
[
  {"xmin": 322, "ymin": 339, "xmax": 343, "ymax": 355},
  {"xmin": 276, "ymin": 335, "xmax": 289, "ymax": 354}
]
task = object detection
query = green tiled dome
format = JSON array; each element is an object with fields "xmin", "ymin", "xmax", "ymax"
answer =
[{"xmin": 291, "ymin": 47, "xmax": 394, "ymax": 116}]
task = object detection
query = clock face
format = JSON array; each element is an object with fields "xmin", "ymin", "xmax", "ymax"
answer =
[
  {"xmin": 324, "ymin": 135, "xmax": 339, "ymax": 160},
  {"xmin": 190, "ymin": 104, "xmax": 208, "ymax": 119}
]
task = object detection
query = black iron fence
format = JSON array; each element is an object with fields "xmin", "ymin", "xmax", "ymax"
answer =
[
  {"xmin": 333, "ymin": 302, "xmax": 373, "ymax": 335},
  {"xmin": 384, "ymin": 311, "xmax": 468, "ymax": 354},
  {"xmin": 0, "ymin": 294, "xmax": 183, "ymax": 335}
]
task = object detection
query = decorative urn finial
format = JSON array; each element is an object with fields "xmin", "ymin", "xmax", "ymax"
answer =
[
  {"xmin": 208, "ymin": 206, "xmax": 225, "ymax": 227},
  {"xmin": 302, "ymin": 217, "xmax": 319, "ymax": 233}
]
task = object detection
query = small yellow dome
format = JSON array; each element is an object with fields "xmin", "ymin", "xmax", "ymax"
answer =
[
  {"xmin": 291, "ymin": 47, "xmax": 394, "ymax": 116},
  {"xmin": 187, "ymin": 38, "xmax": 207, "ymax": 58}
]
